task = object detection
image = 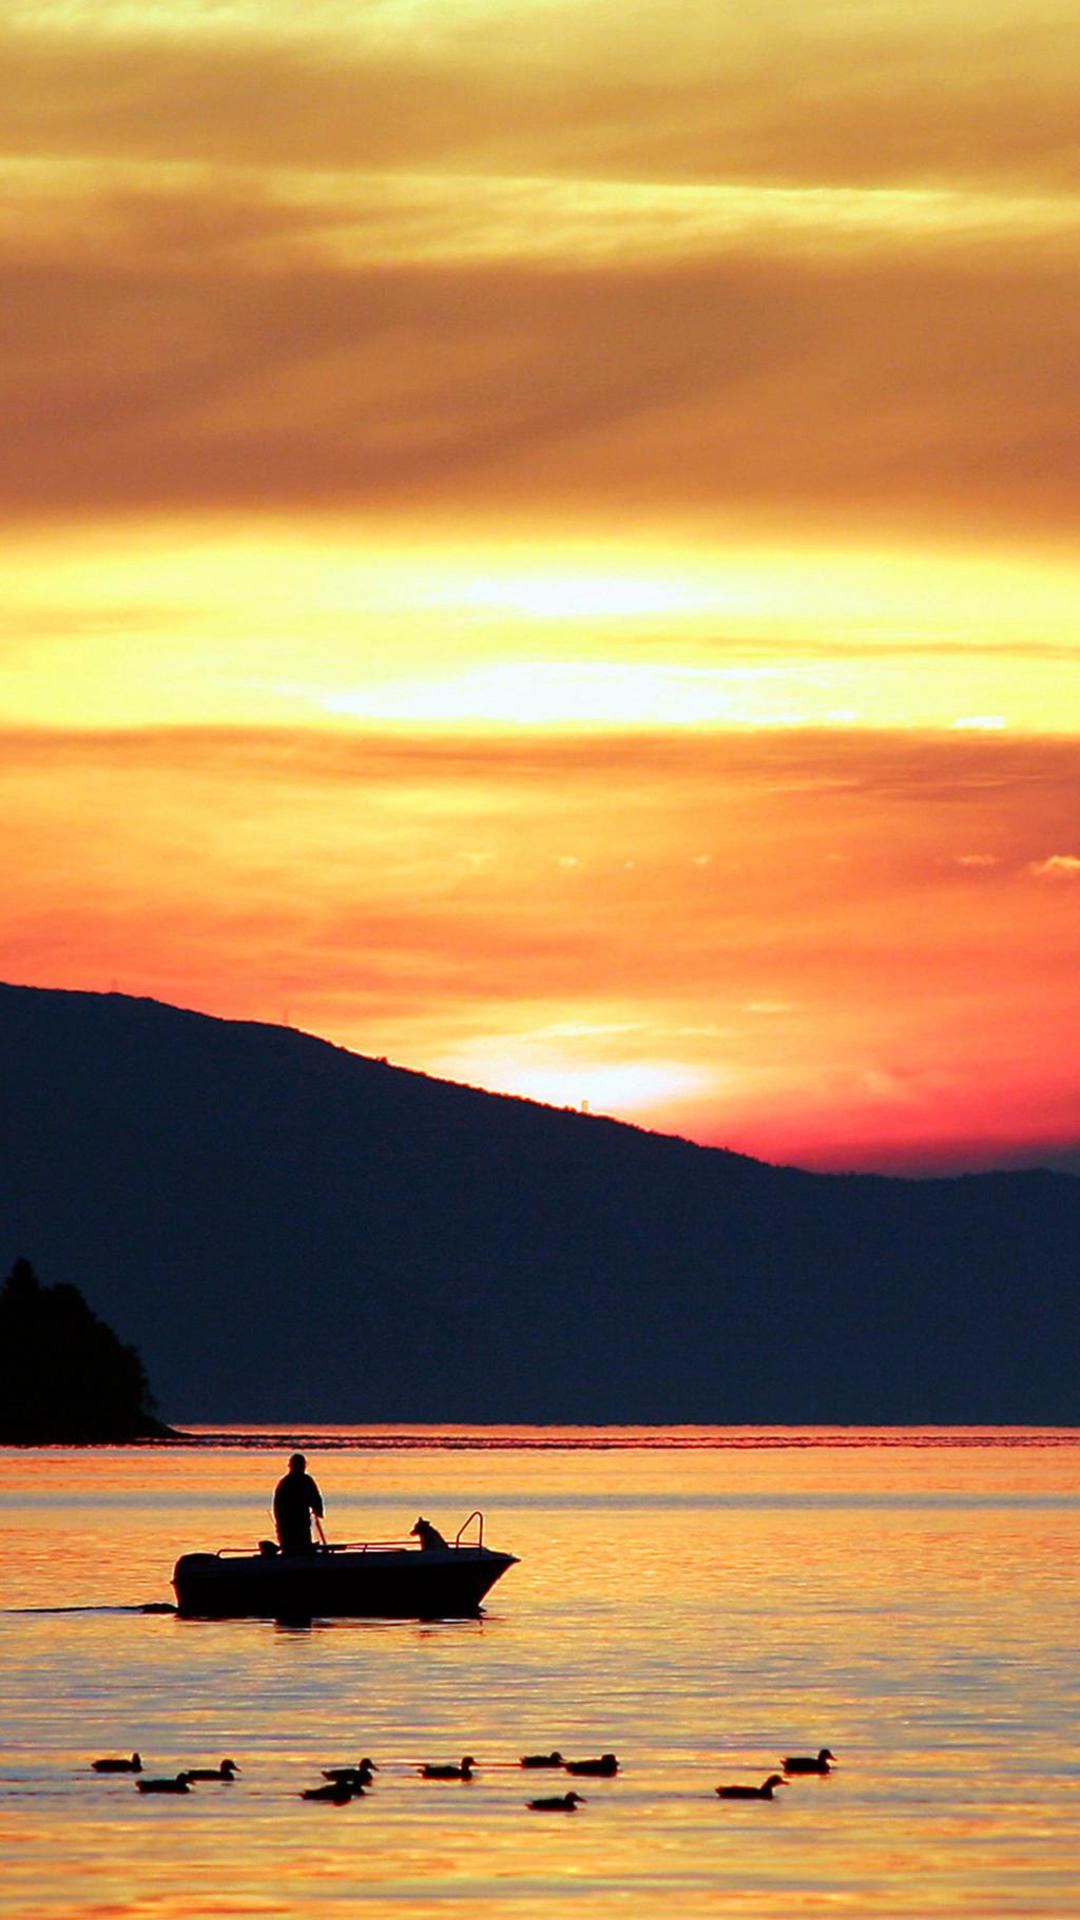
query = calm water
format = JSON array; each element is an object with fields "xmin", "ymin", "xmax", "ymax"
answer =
[{"xmin": 0, "ymin": 1428, "xmax": 1077, "ymax": 1919}]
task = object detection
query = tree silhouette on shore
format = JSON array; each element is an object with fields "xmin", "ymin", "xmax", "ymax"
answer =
[{"xmin": 0, "ymin": 1258, "xmax": 174, "ymax": 1442}]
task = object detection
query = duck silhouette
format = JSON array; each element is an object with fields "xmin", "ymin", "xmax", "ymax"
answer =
[
  {"xmin": 565, "ymin": 1753, "xmax": 618, "ymax": 1777},
  {"xmin": 184, "ymin": 1759, "xmax": 240, "ymax": 1781},
  {"xmin": 716, "ymin": 1774, "xmax": 785, "ymax": 1800},
  {"xmin": 92, "ymin": 1752, "xmax": 141, "ymax": 1774},
  {"xmin": 301, "ymin": 1779, "xmax": 362, "ymax": 1803},
  {"xmin": 783, "ymin": 1748, "xmax": 835, "ymax": 1774},
  {"xmin": 419, "ymin": 1756, "xmax": 476, "ymax": 1780},
  {"xmin": 322, "ymin": 1759, "xmax": 377, "ymax": 1786},
  {"xmin": 520, "ymin": 1751, "xmax": 564, "ymax": 1768},
  {"xmin": 528, "ymin": 1790, "xmax": 585, "ymax": 1811},
  {"xmin": 136, "ymin": 1773, "xmax": 192, "ymax": 1794}
]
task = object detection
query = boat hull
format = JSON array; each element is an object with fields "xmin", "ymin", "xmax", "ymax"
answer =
[{"xmin": 171, "ymin": 1545, "xmax": 517, "ymax": 1620}]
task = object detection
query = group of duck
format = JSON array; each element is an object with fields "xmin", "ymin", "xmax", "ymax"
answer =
[
  {"xmin": 717, "ymin": 1749, "xmax": 836, "ymax": 1800},
  {"xmin": 90, "ymin": 1745, "xmax": 835, "ymax": 1810},
  {"xmin": 91, "ymin": 1754, "xmax": 238, "ymax": 1794},
  {"xmin": 296, "ymin": 1753, "xmax": 619, "ymax": 1809}
]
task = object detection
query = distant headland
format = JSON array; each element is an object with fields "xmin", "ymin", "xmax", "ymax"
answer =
[{"xmin": 0, "ymin": 1257, "xmax": 178, "ymax": 1443}]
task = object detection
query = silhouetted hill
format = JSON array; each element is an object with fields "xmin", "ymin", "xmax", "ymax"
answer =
[{"xmin": 0, "ymin": 982, "xmax": 1076, "ymax": 1423}]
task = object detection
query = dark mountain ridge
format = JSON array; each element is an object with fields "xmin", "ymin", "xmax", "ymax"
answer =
[{"xmin": 1, "ymin": 982, "xmax": 1076, "ymax": 1424}]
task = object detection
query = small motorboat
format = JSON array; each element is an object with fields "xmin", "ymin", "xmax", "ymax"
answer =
[{"xmin": 172, "ymin": 1512, "xmax": 517, "ymax": 1620}]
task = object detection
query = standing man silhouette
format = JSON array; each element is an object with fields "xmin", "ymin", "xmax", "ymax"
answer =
[{"xmin": 273, "ymin": 1452, "xmax": 326, "ymax": 1554}]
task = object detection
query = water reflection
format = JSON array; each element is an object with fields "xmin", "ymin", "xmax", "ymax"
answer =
[{"xmin": 0, "ymin": 1429, "xmax": 1077, "ymax": 1919}]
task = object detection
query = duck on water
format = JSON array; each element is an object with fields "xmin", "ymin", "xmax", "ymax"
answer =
[
  {"xmin": 419, "ymin": 1757, "xmax": 476, "ymax": 1781},
  {"xmin": 321, "ymin": 1760, "xmax": 377, "ymax": 1787},
  {"xmin": 171, "ymin": 1460, "xmax": 517, "ymax": 1620},
  {"xmin": 300, "ymin": 1754, "xmax": 376, "ymax": 1802},
  {"xmin": 716, "ymin": 1774, "xmax": 786, "ymax": 1800},
  {"xmin": 184, "ymin": 1759, "xmax": 240, "ymax": 1781},
  {"xmin": 783, "ymin": 1748, "xmax": 836, "ymax": 1774}
]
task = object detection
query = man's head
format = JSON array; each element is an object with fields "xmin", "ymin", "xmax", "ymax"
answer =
[{"xmin": 289, "ymin": 1452, "xmax": 306, "ymax": 1473}]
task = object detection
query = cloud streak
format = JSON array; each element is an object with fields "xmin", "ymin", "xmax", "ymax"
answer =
[
  {"xmin": 2, "ymin": 1, "xmax": 1078, "ymax": 536},
  {"xmin": 3, "ymin": 183, "xmax": 1078, "ymax": 534},
  {"xmin": 3, "ymin": 5, "xmax": 1078, "ymax": 189}
]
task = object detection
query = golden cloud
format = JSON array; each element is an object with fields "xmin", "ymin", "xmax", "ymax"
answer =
[
  {"xmin": 2, "ymin": 4, "xmax": 1078, "ymax": 189},
  {"xmin": 2, "ymin": 166, "xmax": 1078, "ymax": 536}
]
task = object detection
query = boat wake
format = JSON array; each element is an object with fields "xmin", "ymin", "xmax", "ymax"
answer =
[{"xmin": 2, "ymin": 1602, "xmax": 177, "ymax": 1615}]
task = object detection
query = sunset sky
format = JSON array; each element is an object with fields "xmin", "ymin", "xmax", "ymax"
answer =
[{"xmin": 2, "ymin": 0, "xmax": 1078, "ymax": 1173}]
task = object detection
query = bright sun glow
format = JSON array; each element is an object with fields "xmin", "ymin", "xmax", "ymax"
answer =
[
  {"xmin": 318, "ymin": 660, "xmax": 827, "ymax": 728},
  {"xmin": 3, "ymin": 524, "xmax": 1077, "ymax": 734},
  {"xmin": 426, "ymin": 572, "xmax": 705, "ymax": 620},
  {"xmin": 427, "ymin": 1053, "xmax": 716, "ymax": 1118}
]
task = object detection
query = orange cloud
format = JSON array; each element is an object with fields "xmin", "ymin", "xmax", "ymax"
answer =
[
  {"xmin": 1, "ymin": 1, "xmax": 1078, "ymax": 540},
  {"xmin": 1, "ymin": 5, "xmax": 1076, "ymax": 189},
  {"xmin": 2, "ymin": 180, "xmax": 1078, "ymax": 539}
]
